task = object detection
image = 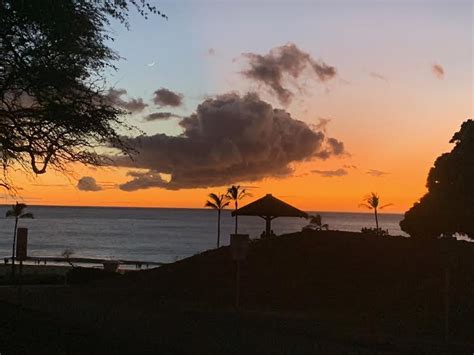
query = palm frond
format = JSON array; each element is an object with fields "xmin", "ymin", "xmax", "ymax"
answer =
[
  {"xmin": 20, "ymin": 212, "xmax": 34, "ymax": 219},
  {"xmin": 16, "ymin": 203, "xmax": 27, "ymax": 210},
  {"xmin": 205, "ymin": 200, "xmax": 218, "ymax": 209},
  {"xmin": 208, "ymin": 193, "xmax": 220, "ymax": 201},
  {"xmin": 205, "ymin": 192, "xmax": 229, "ymax": 210},
  {"xmin": 227, "ymin": 185, "xmax": 250, "ymax": 201},
  {"xmin": 6, "ymin": 202, "xmax": 29, "ymax": 217},
  {"xmin": 380, "ymin": 203, "xmax": 393, "ymax": 210}
]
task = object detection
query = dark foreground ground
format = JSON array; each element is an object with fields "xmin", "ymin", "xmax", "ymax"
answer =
[{"xmin": 0, "ymin": 230, "xmax": 473, "ymax": 354}]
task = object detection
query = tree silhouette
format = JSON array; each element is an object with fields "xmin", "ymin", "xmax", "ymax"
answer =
[
  {"xmin": 0, "ymin": 1, "xmax": 164, "ymax": 190},
  {"xmin": 359, "ymin": 192, "xmax": 392, "ymax": 229},
  {"xmin": 62, "ymin": 249, "xmax": 76, "ymax": 268},
  {"xmin": 205, "ymin": 193, "xmax": 230, "ymax": 248},
  {"xmin": 6, "ymin": 202, "xmax": 33, "ymax": 278},
  {"xmin": 227, "ymin": 185, "xmax": 250, "ymax": 234},
  {"xmin": 400, "ymin": 119, "xmax": 474, "ymax": 239}
]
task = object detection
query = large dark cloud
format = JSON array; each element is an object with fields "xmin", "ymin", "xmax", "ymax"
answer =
[
  {"xmin": 77, "ymin": 176, "xmax": 102, "ymax": 191},
  {"xmin": 106, "ymin": 88, "xmax": 147, "ymax": 113},
  {"xmin": 114, "ymin": 93, "xmax": 346, "ymax": 191},
  {"xmin": 242, "ymin": 43, "xmax": 336, "ymax": 105},
  {"xmin": 153, "ymin": 88, "xmax": 184, "ymax": 107}
]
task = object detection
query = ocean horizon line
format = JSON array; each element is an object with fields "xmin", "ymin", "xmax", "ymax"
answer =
[{"xmin": 0, "ymin": 203, "xmax": 405, "ymax": 215}]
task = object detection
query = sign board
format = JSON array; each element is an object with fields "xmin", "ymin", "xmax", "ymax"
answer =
[
  {"xmin": 16, "ymin": 228, "xmax": 28, "ymax": 261},
  {"xmin": 230, "ymin": 234, "xmax": 249, "ymax": 261}
]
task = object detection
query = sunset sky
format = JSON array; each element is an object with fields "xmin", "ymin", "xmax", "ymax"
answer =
[{"xmin": 6, "ymin": 0, "xmax": 473, "ymax": 212}]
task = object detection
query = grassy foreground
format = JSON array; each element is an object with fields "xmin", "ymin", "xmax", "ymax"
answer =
[{"xmin": 0, "ymin": 230, "xmax": 473, "ymax": 354}]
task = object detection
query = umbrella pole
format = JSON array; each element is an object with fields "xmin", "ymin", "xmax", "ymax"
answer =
[{"xmin": 265, "ymin": 216, "xmax": 271, "ymax": 237}]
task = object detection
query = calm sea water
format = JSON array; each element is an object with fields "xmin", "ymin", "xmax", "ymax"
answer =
[{"xmin": 0, "ymin": 206, "xmax": 405, "ymax": 264}]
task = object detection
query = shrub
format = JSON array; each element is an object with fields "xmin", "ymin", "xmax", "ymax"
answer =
[{"xmin": 361, "ymin": 227, "xmax": 389, "ymax": 237}]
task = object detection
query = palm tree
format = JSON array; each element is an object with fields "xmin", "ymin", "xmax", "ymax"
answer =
[
  {"xmin": 226, "ymin": 185, "xmax": 250, "ymax": 234},
  {"xmin": 205, "ymin": 193, "xmax": 230, "ymax": 248},
  {"xmin": 359, "ymin": 192, "xmax": 392, "ymax": 229},
  {"xmin": 6, "ymin": 202, "xmax": 34, "ymax": 278}
]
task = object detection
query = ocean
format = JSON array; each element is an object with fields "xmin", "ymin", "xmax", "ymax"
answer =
[{"xmin": 0, "ymin": 206, "xmax": 405, "ymax": 264}]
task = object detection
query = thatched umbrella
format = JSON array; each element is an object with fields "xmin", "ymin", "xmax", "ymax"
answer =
[{"xmin": 232, "ymin": 194, "xmax": 308, "ymax": 237}]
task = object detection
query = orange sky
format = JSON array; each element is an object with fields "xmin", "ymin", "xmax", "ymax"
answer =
[{"xmin": 3, "ymin": 1, "xmax": 472, "ymax": 213}]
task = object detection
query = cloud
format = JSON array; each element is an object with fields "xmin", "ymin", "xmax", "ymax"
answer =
[
  {"xmin": 366, "ymin": 169, "xmax": 390, "ymax": 177},
  {"xmin": 369, "ymin": 72, "xmax": 388, "ymax": 82},
  {"xmin": 105, "ymin": 88, "xmax": 147, "ymax": 113},
  {"xmin": 144, "ymin": 112, "xmax": 182, "ymax": 121},
  {"xmin": 114, "ymin": 93, "xmax": 346, "ymax": 191},
  {"xmin": 312, "ymin": 168, "xmax": 348, "ymax": 178},
  {"xmin": 314, "ymin": 118, "xmax": 331, "ymax": 133},
  {"xmin": 77, "ymin": 176, "xmax": 102, "ymax": 191},
  {"xmin": 314, "ymin": 137, "xmax": 346, "ymax": 159},
  {"xmin": 343, "ymin": 164, "xmax": 357, "ymax": 169},
  {"xmin": 153, "ymin": 88, "xmax": 184, "ymax": 107},
  {"xmin": 242, "ymin": 43, "xmax": 337, "ymax": 105},
  {"xmin": 431, "ymin": 64, "xmax": 445, "ymax": 79}
]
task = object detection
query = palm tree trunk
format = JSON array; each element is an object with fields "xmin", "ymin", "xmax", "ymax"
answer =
[
  {"xmin": 234, "ymin": 201, "xmax": 238, "ymax": 234},
  {"xmin": 11, "ymin": 218, "xmax": 18, "ymax": 279},
  {"xmin": 374, "ymin": 208, "xmax": 379, "ymax": 229},
  {"xmin": 217, "ymin": 209, "xmax": 221, "ymax": 248}
]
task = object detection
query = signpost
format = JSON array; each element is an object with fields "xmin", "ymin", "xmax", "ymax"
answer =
[
  {"xmin": 16, "ymin": 228, "xmax": 28, "ymax": 311},
  {"xmin": 16, "ymin": 228, "xmax": 28, "ymax": 262},
  {"xmin": 230, "ymin": 234, "xmax": 249, "ymax": 310}
]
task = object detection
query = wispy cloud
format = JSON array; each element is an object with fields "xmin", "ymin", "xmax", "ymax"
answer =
[
  {"xmin": 366, "ymin": 169, "xmax": 390, "ymax": 177},
  {"xmin": 314, "ymin": 117, "xmax": 331, "ymax": 133},
  {"xmin": 312, "ymin": 168, "xmax": 348, "ymax": 178},
  {"xmin": 144, "ymin": 112, "xmax": 182, "ymax": 121},
  {"xmin": 369, "ymin": 72, "xmax": 388, "ymax": 82},
  {"xmin": 431, "ymin": 63, "xmax": 445, "ymax": 79}
]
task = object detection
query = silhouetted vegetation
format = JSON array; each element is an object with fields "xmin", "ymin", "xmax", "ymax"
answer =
[
  {"xmin": 359, "ymin": 193, "xmax": 392, "ymax": 229},
  {"xmin": 400, "ymin": 119, "xmax": 474, "ymax": 239},
  {"xmin": 205, "ymin": 193, "xmax": 230, "ymax": 248},
  {"xmin": 303, "ymin": 214, "xmax": 328, "ymax": 231},
  {"xmin": 361, "ymin": 227, "xmax": 389, "ymax": 237},
  {"xmin": 62, "ymin": 249, "xmax": 76, "ymax": 267},
  {"xmin": 0, "ymin": 0, "xmax": 163, "ymax": 190},
  {"xmin": 5, "ymin": 201, "xmax": 33, "ymax": 278},
  {"xmin": 227, "ymin": 185, "xmax": 250, "ymax": 233}
]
